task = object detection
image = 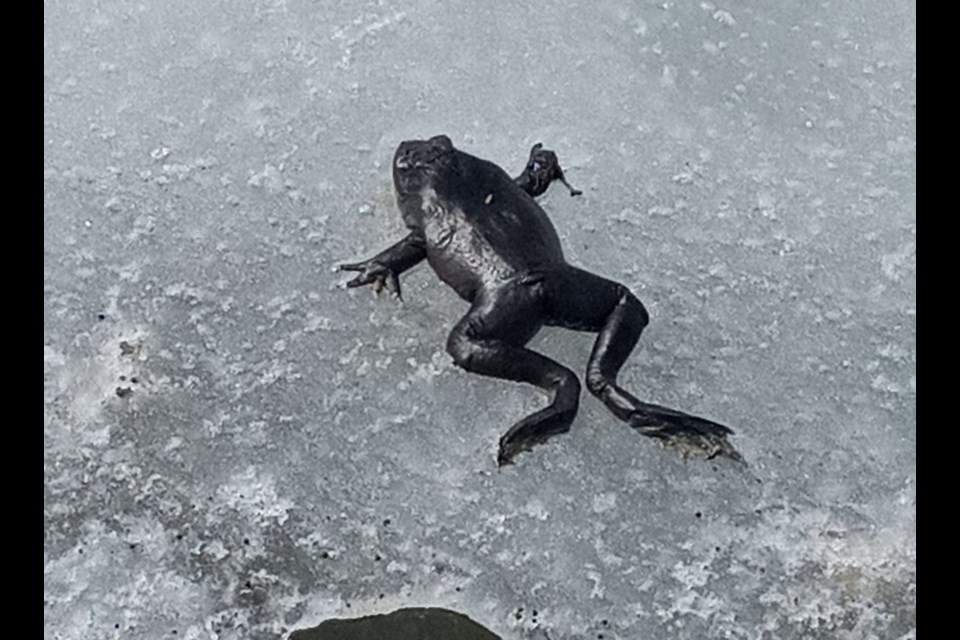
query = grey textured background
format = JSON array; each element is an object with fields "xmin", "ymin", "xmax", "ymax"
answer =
[{"xmin": 44, "ymin": 1, "xmax": 916, "ymax": 638}]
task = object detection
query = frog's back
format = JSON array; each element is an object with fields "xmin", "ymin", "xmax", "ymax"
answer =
[{"xmin": 433, "ymin": 149, "xmax": 567, "ymax": 271}]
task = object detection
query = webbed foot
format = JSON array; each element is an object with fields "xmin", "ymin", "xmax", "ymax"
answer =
[
  {"xmin": 631, "ymin": 411, "xmax": 746, "ymax": 464},
  {"xmin": 653, "ymin": 432, "xmax": 745, "ymax": 464},
  {"xmin": 497, "ymin": 442, "xmax": 521, "ymax": 467},
  {"xmin": 497, "ymin": 411, "xmax": 575, "ymax": 467}
]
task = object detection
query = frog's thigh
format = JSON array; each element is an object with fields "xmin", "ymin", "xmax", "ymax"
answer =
[
  {"xmin": 452, "ymin": 282, "xmax": 543, "ymax": 346},
  {"xmin": 445, "ymin": 283, "xmax": 578, "ymax": 392},
  {"xmin": 541, "ymin": 267, "xmax": 649, "ymax": 407},
  {"xmin": 541, "ymin": 267, "xmax": 640, "ymax": 330}
]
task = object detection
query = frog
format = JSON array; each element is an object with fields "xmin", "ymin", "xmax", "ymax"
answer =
[{"xmin": 339, "ymin": 135, "xmax": 743, "ymax": 466}]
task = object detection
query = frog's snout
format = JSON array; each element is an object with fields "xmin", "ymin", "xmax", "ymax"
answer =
[
  {"xmin": 395, "ymin": 135, "xmax": 454, "ymax": 171},
  {"xmin": 394, "ymin": 142, "xmax": 418, "ymax": 169},
  {"xmin": 394, "ymin": 142, "xmax": 425, "ymax": 171}
]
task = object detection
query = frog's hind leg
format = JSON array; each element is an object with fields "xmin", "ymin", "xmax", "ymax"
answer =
[
  {"xmin": 446, "ymin": 283, "xmax": 581, "ymax": 466},
  {"xmin": 542, "ymin": 267, "xmax": 744, "ymax": 463}
]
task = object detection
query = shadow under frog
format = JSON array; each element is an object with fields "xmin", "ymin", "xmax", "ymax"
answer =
[{"xmin": 340, "ymin": 135, "xmax": 742, "ymax": 466}]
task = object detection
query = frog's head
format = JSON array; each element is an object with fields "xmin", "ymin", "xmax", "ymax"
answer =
[{"xmin": 393, "ymin": 135, "xmax": 455, "ymax": 196}]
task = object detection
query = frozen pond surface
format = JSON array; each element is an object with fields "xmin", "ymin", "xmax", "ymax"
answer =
[{"xmin": 44, "ymin": 1, "xmax": 915, "ymax": 638}]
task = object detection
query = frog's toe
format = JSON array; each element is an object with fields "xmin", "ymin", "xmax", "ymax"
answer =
[
  {"xmin": 630, "ymin": 414, "xmax": 732, "ymax": 439},
  {"xmin": 338, "ymin": 260, "xmax": 371, "ymax": 273},
  {"xmin": 383, "ymin": 271, "xmax": 402, "ymax": 300}
]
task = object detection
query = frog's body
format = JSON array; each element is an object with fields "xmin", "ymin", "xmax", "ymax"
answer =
[
  {"xmin": 341, "ymin": 135, "xmax": 742, "ymax": 465},
  {"xmin": 407, "ymin": 141, "xmax": 564, "ymax": 301}
]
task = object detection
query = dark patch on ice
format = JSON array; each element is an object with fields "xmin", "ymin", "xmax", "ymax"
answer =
[{"xmin": 290, "ymin": 607, "xmax": 499, "ymax": 640}]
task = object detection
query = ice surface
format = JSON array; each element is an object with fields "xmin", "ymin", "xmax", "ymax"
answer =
[{"xmin": 44, "ymin": 1, "xmax": 915, "ymax": 638}]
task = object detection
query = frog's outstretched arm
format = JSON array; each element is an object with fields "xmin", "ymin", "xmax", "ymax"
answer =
[
  {"xmin": 338, "ymin": 231, "xmax": 426, "ymax": 300},
  {"xmin": 514, "ymin": 143, "xmax": 583, "ymax": 198}
]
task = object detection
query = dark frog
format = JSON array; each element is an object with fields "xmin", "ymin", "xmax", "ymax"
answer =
[{"xmin": 340, "ymin": 135, "xmax": 743, "ymax": 466}]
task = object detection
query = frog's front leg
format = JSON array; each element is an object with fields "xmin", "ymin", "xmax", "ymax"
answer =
[
  {"xmin": 339, "ymin": 231, "xmax": 426, "ymax": 300},
  {"xmin": 514, "ymin": 143, "xmax": 583, "ymax": 198}
]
